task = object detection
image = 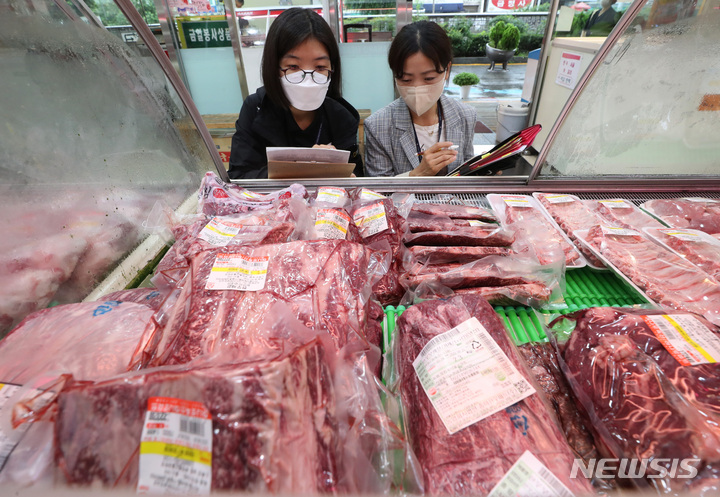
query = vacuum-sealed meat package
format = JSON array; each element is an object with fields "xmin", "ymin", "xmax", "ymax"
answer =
[
  {"xmin": 642, "ymin": 198, "xmax": 720, "ymax": 235},
  {"xmin": 393, "ymin": 294, "xmax": 592, "ymax": 496},
  {"xmin": 550, "ymin": 307, "xmax": 720, "ymax": 494}
]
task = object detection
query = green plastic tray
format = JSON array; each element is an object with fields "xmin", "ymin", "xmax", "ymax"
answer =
[{"xmin": 382, "ymin": 266, "xmax": 651, "ymax": 349}]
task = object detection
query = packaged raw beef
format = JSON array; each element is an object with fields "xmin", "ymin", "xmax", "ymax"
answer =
[
  {"xmin": 549, "ymin": 307, "xmax": 720, "ymax": 494},
  {"xmin": 642, "ymin": 198, "xmax": 720, "ymax": 235},
  {"xmin": 198, "ymin": 171, "xmax": 308, "ymax": 217},
  {"xmin": 0, "ymin": 300, "xmax": 158, "ymax": 486},
  {"xmin": 584, "ymin": 198, "xmax": 664, "ymax": 230},
  {"xmin": 350, "ymin": 189, "xmax": 409, "ymax": 306},
  {"xmin": 393, "ymin": 294, "xmax": 592, "ymax": 496},
  {"xmin": 401, "ymin": 255, "xmax": 562, "ymax": 308},
  {"xmin": 147, "ymin": 240, "xmax": 387, "ymax": 368},
  {"xmin": 534, "ymin": 192, "xmax": 608, "ymax": 268},
  {"xmin": 404, "ymin": 226, "xmax": 514, "ymax": 247},
  {"xmin": 578, "ymin": 225, "xmax": 720, "ymax": 326},
  {"xmin": 488, "ymin": 194, "xmax": 584, "ymax": 267},
  {"xmin": 408, "ymin": 245, "xmax": 514, "ymax": 265},
  {"xmin": 645, "ymin": 228, "xmax": 720, "ymax": 280},
  {"xmin": 407, "ymin": 210, "xmax": 485, "ymax": 233},
  {"xmin": 410, "ymin": 201, "xmax": 497, "ymax": 222},
  {"xmin": 100, "ymin": 288, "xmax": 168, "ymax": 310},
  {"xmin": 54, "ymin": 339, "xmax": 343, "ymax": 493}
]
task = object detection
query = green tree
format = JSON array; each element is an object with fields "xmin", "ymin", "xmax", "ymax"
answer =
[{"xmin": 85, "ymin": 0, "xmax": 158, "ymax": 27}]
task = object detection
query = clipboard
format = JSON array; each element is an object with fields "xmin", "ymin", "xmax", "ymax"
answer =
[{"xmin": 268, "ymin": 161, "xmax": 355, "ymax": 179}]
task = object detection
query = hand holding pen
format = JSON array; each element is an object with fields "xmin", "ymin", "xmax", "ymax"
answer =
[{"xmin": 409, "ymin": 142, "xmax": 458, "ymax": 177}]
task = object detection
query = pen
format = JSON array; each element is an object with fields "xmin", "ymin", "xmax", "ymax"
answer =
[{"xmin": 417, "ymin": 145, "xmax": 459, "ymax": 156}]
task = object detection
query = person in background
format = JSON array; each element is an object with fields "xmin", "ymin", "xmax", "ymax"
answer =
[
  {"xmin": 234, "ymin": 0, "xmax": 250, "ymax": 32},
  {"xmin": 583, "ymin": 0, "xmax": 621, "ymax": 36},
  {"xmin": 229, "ymin": 8, "xmax": 362, "ymax": 179},
  {"xmin": 364, "ymin": 21, "xmax": 476, "ymax": 177}
]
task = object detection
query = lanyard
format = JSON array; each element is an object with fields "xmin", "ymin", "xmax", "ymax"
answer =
[
  {"xmin": 315, "ymin": 117, "xmax": 324, "ymax": 145},
  {"xmin": 411, "ymin": 101, "xmax": 443, "ymax": 166}
]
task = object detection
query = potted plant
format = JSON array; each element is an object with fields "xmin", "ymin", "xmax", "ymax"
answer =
[
  {"xmin": 452, "ymin": 72, "xmax": 480, "ymax": 99},
  {"xmin": 486, "ymin": 21, "xmax": 520, "ymax": 71}
]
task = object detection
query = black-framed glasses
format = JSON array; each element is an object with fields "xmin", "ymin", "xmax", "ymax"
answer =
[{"xmin": 281, "ymin": 68, "xmax": 333, "ymax": 84}]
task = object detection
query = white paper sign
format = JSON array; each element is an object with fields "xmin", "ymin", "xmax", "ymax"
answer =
[
  {"xmin": 556, "ymin": 52, "xmax": 583, "ymax": 90},
  {"xmin": 413, "ymin": 317, "xmax": 535, "ymax": 434},
  {"xmin": 488, "ymin": 451, "xmax": 574, "ymax": 497},
  {"xmin": 353, "ymin": 202, "xmax": 389, "ymax": 238},
  {"xmin": 503, "ymin": 196, "xmax": 532, "ymax": 208},
  {"xmin": 316, "ymin": 187, "xmax": 348, "ymax": 205},
  {"xmin": 197, "ymin": 218, "xmax": 244, "ymax": 246},
  {"xmin": 599, "ymin": 200, "xmax": 630, "ymax": 209},
  {"xmin": 315, "ymin": 208, "xmax": 351, "ymax": 240},
  {"xmin": 138, "ymin": 397, "xmax": 212, "ymax": 494},
  {"xmin": 206, "ymin": 253, "xmax": 269, "ymax": 291},
  {"xmin": 643, "ymin": 314, "xmax": 720, "ymax": 366}
]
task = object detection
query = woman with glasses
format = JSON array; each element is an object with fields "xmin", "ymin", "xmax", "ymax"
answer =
[
  {"xmin": 364, "ymin": 21, "xmax": 476, "ymax": 177},
  {"xmin": 229, "ymin": 8, "xmax": 363, "ymax": 179}
]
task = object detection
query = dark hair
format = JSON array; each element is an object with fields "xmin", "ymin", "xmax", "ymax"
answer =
[
  {"xmin": 388, "ymin": 21, "xmax": 453, "ymax": 79},
  {"xmin": 261, "ymin": 8, "xmax": 342, "ymax": 108}
]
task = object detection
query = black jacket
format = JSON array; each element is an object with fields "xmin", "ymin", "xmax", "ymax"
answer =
[{"xmin": 228, "ymin": 87, "xmax": 363, "ymax": 179}]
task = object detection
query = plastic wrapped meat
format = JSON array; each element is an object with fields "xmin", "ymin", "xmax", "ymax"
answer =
[
  {"xmin": 394, "ymin": 294, "xmax": 592, "ymax": 496},
  {"xmin": 408, "ymin": 246, "xmax": 514, "ymax": 265},
  {"xmin": 410, "ymin": 202, "xmax": 497, "ymax": 222},
  {"xmin": 100, "ymin": 288, "xmax": 168, "ymax": 311},
  {"xmin": 642, "ymin": 198, "xmax": 720, "ymax": 235},
  {"xmin": 350, "ymin": 191, "xmax": 408, "ymax": 305},
  {"xmin": 0, "ymin": 300, "xmax": 157, "ymax": 384},
  {"xmin": 54, "ymin": 339, "xmax": 341, "ymax": 493},
  {"xmin": 552, "ymin": 307, "xmax": 720, "ymax": 493},
  {"xmin": 148, "ymin": 240, "xmax": 386, "ymax": 367},
  {"xmin": 584, "ymin": 198, "xmax": 664, "ymax": 231},
  {"xmin": 646, "ymin": 228, "xmax": 720, "ymax": 280},
  {"xmin": 583, "ymin": 225, "xmax": 720, "ymax": 326},
  {"xmin": 407, "ymin": 211, "xmax": 480, "ymax": 233},
  {"xmin": 404, "ymin": 226, "xmax": 514, "ymax": 247},
  {"xmin": 198, "ymin": 172, "xmax": 308, "ymax": 217},
  {"xmin": 488, "ymin": 194, "xmax": 581, "ymax": 266}
]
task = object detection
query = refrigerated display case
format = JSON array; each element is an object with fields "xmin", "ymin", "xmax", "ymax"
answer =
[{"xmin": 2, "ymin": 0, "xmax": 720, "ymax": 494}]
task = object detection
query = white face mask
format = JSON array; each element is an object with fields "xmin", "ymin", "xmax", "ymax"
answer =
[
  {"xmin": 280, "ymin": 76, "xmax": 330, "ymax": 111},
  {"xmin": 397, "ymin": 77, "xmax": 446, "ymax": 116}
]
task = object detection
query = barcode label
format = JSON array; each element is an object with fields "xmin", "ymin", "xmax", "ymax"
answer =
[
  {"xmin": 138, "ymin": 397, "xmax": 212, "ymax": 494},
  {"xmin": 503, "ymin": 196, "xmax": 532, "ymax": 208},
  {"xmin": 180, "ymin": 418, "xmax": 205, "ymax": 436},
  {"xmin": 206, "ymin": 253, "xmax": 269, "ymax": 291},
  {"xmin": 601, "ymin": 225, "xmax": 640, "ymax": 236},
  {"xmin": 488, "ymin": 451, "xmax": 575, "ymax": 497},
  {"xmin": 316, "ymin": 187, "xmax": 348, "ymax": 205},
  {"xmin": 599, "ymin": 199, "xmax": 630, "ymax": 209},
  {"xmin": 543, "ymin": 195, "xmax": 574, "ymax": 204},
  {"xmin": 315, "ymin": 208, "xmax": 350, "ymax": 239},
  {"xmin": 643, "ymin": 314, "xmax": 720, "ymax": 366},
  {"xmin": 660, "ymin": 229, "xmax": 703, "ymax": 242},
  {"xmin": 197, "ymin": 218, "xmax": 244, "ymax": 246},
  {"xmin": 413, "ymin": 317, "xmax": 535, "ymax": 434},
  {"xmin": 353, "ymin": 202, "xmax": 388, "ymax": 238}
]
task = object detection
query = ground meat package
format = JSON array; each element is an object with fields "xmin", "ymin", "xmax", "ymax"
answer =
[
  {"xmin": 548, "ymin": 307, "xmax": 720, "ymax": 494},
  {"xmin": 642, "ymin": 198, "xmax": 720, "ymax": 235},
  {"xmin": 349, "ymin": 189, "xmax": 410, "ymax": 306},
  {"xmin": 197, "ymin": 172, "xmax": 308, "ymax": 217},
  {"xmin": 391, "ymin": 294, "xmax": 593, "ymax": 496},
  {"xmin": 577, "ymin": 225, "xmax": 720, "ymax": 326},
  {"xmin": 0, "ymin": 300, "xmax": 159, "ymax": 486},
  {"xmin": 146, "ymin": 239, "xmax": 388, "ymax": 368}
]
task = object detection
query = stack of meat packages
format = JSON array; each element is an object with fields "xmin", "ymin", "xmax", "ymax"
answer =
[
  {"xmin": 0, "ymin": 173, "xmax": 408, "ymax": 494},
  {"xmin": 534, "ymin": 193, "xmax": 720, "ymax": 327},
  {"xmin": 402, "ymin": 201, "xmax": 557, "ymax": 307}
]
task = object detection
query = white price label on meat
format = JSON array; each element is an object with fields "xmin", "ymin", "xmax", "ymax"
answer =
[
  {"xmin": 353, "ymin": 202, "xmax": 389, "ymax": 238},
  {"xmin": 197, "ymin": 218, "xmax": 244, "ymax": 246},
  {"xmin": 682, "ymin": 197, "xmax": 718, "ymax": 203},
  {"xmin": 544, "ymin": 195, "xmax": 574, "ymax": 204},
  {"xmin": 488, "ymin": 451, "xmax": 574, "ymax": 497},
  {"xmin": 503, "ymin": 196, "xmax": 532, "ymax": 208},
  {"xmin": 315, "ymin": 208, "xmax": 350, "ymax": 239},
  {"xmin": 138, "ymin": 397, "xmax": 212, "ymax": 494},
  {"xmin": 598, "ymin": 200, "xmax": 630, "ymax": 209},
  {"xmin": 206, "ymin": 253, "xmax": 269, "ymax": 291},
  {"xmin": 359, "ymin": 188, "xmax": 386, "ymax": 201},
  {"xmin": 0, "ymin": 383, "xmax": 32, "ymax": 472},
  {"xmin": 643, "ymin": 314, "xmax": 720, "ymax": 366},
  {"xmin": 661, "ymin": 229, "xmax": 703, "ymax": 242},
  {"xmin": 601, "ymin": 226, "xmax": 640, "ymax": 236},
  {"xmin": 468, "ymin": 220, "xmax": 493, "ymax": 227},
  {"xmin": 413, "ymin": 317, "xmax": 535, "ymax": 434},
  {"xmin": 316, "ymin": 187, "xmax": 348, "ymax": 205}
]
